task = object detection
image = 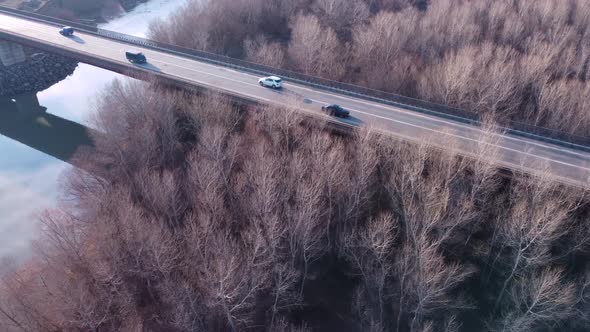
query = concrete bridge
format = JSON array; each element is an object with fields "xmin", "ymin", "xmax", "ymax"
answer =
[
  {"xmin": 2, "ymin": 9, "xmax": 590, "ymax": 187},
  {"xmin": 0, "ymin": 37, "xmax": 89, "ymax": 168},
  {"xmin": 0, "ymin": 39, "xmax": 26, "ymax": 66}
]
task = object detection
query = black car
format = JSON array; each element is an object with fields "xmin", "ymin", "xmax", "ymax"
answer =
[
  {"xmin": 321, "ymin": 104, "xmax": 350, "ymax": 118},
  {"xmin": 125, "ymin": 50, "xmax": 147, "ymax": 64}
]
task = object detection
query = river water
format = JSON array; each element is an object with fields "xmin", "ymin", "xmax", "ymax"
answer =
[{"xmin": 0, "ymin": 0, "xmax": 187, "ymax": 263}]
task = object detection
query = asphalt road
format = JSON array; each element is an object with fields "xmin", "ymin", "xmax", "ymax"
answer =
[{"xmin": 2, "ymin": 13, "xmax": 590, "ymax": 188}]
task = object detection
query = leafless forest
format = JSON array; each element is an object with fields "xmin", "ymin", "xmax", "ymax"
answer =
[
  {"xmin": 150, "ymin": 0, "xmax": 590, "ymax": 136},
  {"xmin": 3, "ymin": 0, "xmax": 590, "ymax": 331},
  {"xmin": 1, "ymin": 80, "xmax": 590, "ymax": 331}
]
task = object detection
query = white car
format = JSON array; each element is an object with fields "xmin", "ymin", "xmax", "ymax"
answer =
[{"xmin": 258, "ymin": 76, "xmax": 283, "ymax": 89}]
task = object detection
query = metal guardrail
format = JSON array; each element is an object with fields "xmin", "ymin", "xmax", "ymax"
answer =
[{"xmin": 2, "ymin": 6, "xmax": 590, "ymax": 151}]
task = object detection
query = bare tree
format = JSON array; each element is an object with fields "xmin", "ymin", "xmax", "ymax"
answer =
[
  {"xmin": 288, "ymin": 14, "xmax": 346, "ymax": 79},
  {"xmin": 312, "ymin": 0, "xmax": 369, "ymax": 37},
  {"xmin": 491, "ymin": 268, "xmax": 577, "ymax": 332},
  {"xmin": 7, "ymin": 1, "xmax": 590, "ymax": 329},
  {"xmin": 244, "ymin": 36, "xmax": 286, "ymax": 68}
]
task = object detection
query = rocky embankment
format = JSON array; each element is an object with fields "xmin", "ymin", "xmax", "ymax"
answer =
[
  {"xmin": 119, "ymin": 0, "xmax": 148, "ymax": 11},
  {"xmin": 0, "ymin": 52, "xmax": 77, "ymax": 96}
]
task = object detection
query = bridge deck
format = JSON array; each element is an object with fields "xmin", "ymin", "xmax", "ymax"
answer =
[{"xmin": 1, "ymin": 13, "xmax": 590, "ymax": 188}]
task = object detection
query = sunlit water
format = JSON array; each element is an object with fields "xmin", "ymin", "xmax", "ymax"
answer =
[{"xmin": 0, "ymin": 0, "xmax": 187, "ymax": 263}]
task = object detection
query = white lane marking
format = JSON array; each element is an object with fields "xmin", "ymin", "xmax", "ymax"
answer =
[
  {"xmin": 2, "ymin": 17, "xmax": 590, "ymax": 165},
  {"xmin": 303, "ymin": 96, "xmax": 590, "ymax": 172},
  {"xmin": 2, "ymin": 18, "xmax": 587, "ymax": 156},
  {"xmin": 2, "ymin": 22, "xmax": 589, "ymax": 181},
  {"xmin": 368, "ymin": 126, "xmax": 589, "ymax": 188},
  {"xmin": 117, "ymin": 41, "xmax": 590, "ymax": 157},
  {"xmin": 137, "ymin": 59, "xmax": 590, "ymax": 170},
  {"xmin": 156, "ymin": 60, "xmax": 590, "ymax": 174},
  {"xmin": 0, "ymin": 19, "xmax": 565, "ymax": 144}
]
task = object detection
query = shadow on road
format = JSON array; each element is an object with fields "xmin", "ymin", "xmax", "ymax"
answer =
[
  {"xmin": 134, "ymin": 62, "xmax": 161, "ymax": 72},
  {"xmin": 341, "ymin": 115, "xmax": 363, "ymax": 126},
  {"xmin": 261, "ymin": 86, "xmax": 285, "ymax": 94},
  {"xmin": 68, "ymin": 35, "xmax": 85, "ymax": 44}
]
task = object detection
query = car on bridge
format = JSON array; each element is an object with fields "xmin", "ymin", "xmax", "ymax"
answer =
[
  {"xmin": 321, "ymin": 104, "xmax": 350, "ymax": 118},
  {"xmin": 125, "ymin": 50, "xmax": 147, "ymax": 64},
  {"xmin": 59, "ymin": 26, "xmax": 74, "ymax": 36},
  {"xmin": 258, "ymin": 76, "xmax": 283, "ymax": 89}
]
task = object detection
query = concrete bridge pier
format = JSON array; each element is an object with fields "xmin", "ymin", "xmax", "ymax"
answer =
[
  {"xmin": 0, "ymin": 40, "xmax": 26, "ymax": 67},
  {"xmin": 12, "ymin": 93, "xmax": 47, "ymax": 116},
  {"xmin": 0, "ymin": 94, "xmax": 95, "ymax": 166},
  {"xmin": 0, "ymin": 93, "xmax": 46, "ymax": 118}
]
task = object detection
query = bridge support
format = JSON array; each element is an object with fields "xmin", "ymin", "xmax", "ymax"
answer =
[
  {"xmin": 14, "ymin": 93, "xmax": 47, "ymax": 116},
  {"xmin": 0, "ymin": 93, "xmax": 46, "ymax": 118},
  {"xmin": 0, "ymin": 94, "xmax": 94, "ymax": 166},
  {"xmin": 0, "ymin": 40, "xmax": 26, "ymax": 66}
]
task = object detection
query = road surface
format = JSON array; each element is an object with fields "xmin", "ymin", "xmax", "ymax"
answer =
[{"xmin": 1, "ymin": 13, "xmax": 590, "ymax": 188}]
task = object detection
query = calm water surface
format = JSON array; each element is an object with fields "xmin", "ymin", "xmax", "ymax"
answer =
[{"xmin": 0, "ymin": 0, "xmax": 187, "ymax": 262}]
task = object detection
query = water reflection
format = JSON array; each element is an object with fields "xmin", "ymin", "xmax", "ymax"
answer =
[
  {"xmin": 0, "ymin": 93, "xmax": 94, "ymax": 164},
  {"xmin": 0, "ymin": 92, "xmax": 95, "ymax": 263},
  {"xmin": 0, "ymin": 0, "xmax": 188, "ymax": 264}
]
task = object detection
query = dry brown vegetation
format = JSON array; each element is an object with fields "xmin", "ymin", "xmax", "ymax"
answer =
[
  {"xmin": 150, "ymin": 0, "xmax": 590, "ymax": 136},
  {"xmin": 2, "ymin": 80, "xmax": 590, "ymax": 331}
]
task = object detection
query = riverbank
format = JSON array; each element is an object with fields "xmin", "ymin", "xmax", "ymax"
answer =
[
  {"xmin": 1, "ymin": 0, "xmax": 151, "ymax": 24},
  {"xmin": 0, "ymin": 0, "xmax": 188, "ymax": 265},
  {"xmin": 0, "ymin": 43, "xmax": 77, "ymax": 97}
]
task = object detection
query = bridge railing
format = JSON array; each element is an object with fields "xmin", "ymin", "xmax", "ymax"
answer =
[{"xmin": 2, "ymin": 6, "xmax": 590, "ymax": 151}]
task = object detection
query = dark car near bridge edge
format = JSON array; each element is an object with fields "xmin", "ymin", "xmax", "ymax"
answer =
[
  {"xmin": 125, "ymin": 50, "xmax": 147, "ymax": 64},
  {"xmin": 59, "ymin": 26, "xmax": 74, "ymax": 36},
  {"xmin": 321, "ymin": 104, "xmax": 350, "ymax": 118}
]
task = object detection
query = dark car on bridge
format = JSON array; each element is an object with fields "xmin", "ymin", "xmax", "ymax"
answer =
[
  {"xmin": 321, "ymin": 104, "xmax": 350, "ymax": 118},
  {"xmin": 59, "ymin": 26, "xmax": 74, "ymax": 36},
  {"xmin": 125, "ymin": 50, "xmax": 147, "ymax": 64}
]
